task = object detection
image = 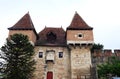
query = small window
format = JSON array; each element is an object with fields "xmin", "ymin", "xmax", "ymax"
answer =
[
  {"xmin": 59, "ymin": 52, "xmax": 63, "ymax": 58},
  {"xmin": 78, "ymin": 34, "xmax": 82, "ymax": 37},
  {"xmin": 39, "ymin": 52, "xmax": 43, "ymax": 58},
  {"xmin": 78, "ymin": 33, "xmax": 83, "ymax": 38}
]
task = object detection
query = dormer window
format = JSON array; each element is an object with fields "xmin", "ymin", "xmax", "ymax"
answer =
[{"xmin": 47, "ymin": 32, "xmax": 57, "ymax": 43}]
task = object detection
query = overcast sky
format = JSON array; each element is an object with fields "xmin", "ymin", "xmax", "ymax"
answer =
[{"xmin": 0, "ymin": 0, "xmax": 120, "ymax": 50}]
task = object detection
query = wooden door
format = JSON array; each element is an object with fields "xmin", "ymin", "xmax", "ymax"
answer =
[{"xmin": 47, "ymin": 72, "xmax": 53, "ymax": 79}]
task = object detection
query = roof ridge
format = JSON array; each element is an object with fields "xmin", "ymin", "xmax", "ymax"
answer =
[
  {"xmin": 39, "ymin": 27, "xmax": 65, "ymax": 34},
  {"xmin": 44, "ymin": 26, "xmax": 63, "ymax": 29}
]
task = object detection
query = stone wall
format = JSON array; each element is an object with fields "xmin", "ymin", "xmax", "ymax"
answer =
[
  {"xmin": 67, "ymin": 30, "xmax": 94, "ymax": 42},
  {"xmin": 92, "ymin": 49, "xmax": 120, "ymax": 65},
  {"xmin": 70, "ymin": 46, "xmax": 92, "ymax": 79},
  {"xmin": 8, "ymin": 30, "xmax": 37, "ymax": 44},
  {"xmin": 33, "ymin": 46, "xmax": 70, "ymax": 79}
]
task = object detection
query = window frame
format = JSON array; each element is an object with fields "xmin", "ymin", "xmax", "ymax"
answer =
[
  {"xmin": 39, "ymin": 52, "xmax": 43, "ymax": 58},
  {"xmin": 59, "ymin": 52, "xmax": 63, "ymax": 58}
]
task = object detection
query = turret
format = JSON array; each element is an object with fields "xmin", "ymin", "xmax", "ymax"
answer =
[
  {"xmin": 66, "ymin": 12, "xmax": 94, "ymax": 79},
  {"xmin": 8, "ymin": 12, "xmax": 38, "ymax": 45},
  {"xmin": 67, "ymin": 12, "xmax": 94, "ymax": 45}
]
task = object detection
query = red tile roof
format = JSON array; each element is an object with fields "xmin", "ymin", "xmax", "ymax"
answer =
[
  {"xmin": 8, "ymin": 12, "xmax": 35, "ymax": 30},
  {"xmin": 67, "ymin": 12, "xmax": 93, "ymax": 30},
  {"xmin": 8, "ymin": 12, "xmax": 38, "ymax": 38},
  {"xmin": 35, "ymin": 27, "xmax": 66, "ymax": 46}
]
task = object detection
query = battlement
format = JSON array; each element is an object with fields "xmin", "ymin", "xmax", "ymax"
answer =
[
  {"xmin": 92, "ymin": 49, "xmax": 120, "ymax": 65},
  {"xmin": 104, "ymin": 49, "xmax": 113, "ymax": 56},
  {"xmin": 93, "ymin": 49, "xmax": 120, "ymax": 57},
  {"xmin": 114, "ymin": 49, "xmax": 120, "ymax": 56}
]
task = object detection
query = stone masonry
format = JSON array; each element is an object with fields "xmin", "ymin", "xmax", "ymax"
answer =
[{"xmin": 7, "ymin": 12, "xmax": 105, "ymax": 79}]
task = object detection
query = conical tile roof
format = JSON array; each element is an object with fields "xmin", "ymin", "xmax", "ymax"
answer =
[
  {"xmin": 8, "ymin": 12, "xmax": 38, "ymax": 38},
  {"xmin": 67, "ymin": 12, "xmax": 93, "ymax": 30},
  {"xmin": 8, "ymin": 12, "xmax": 35, "ymax": 30}
]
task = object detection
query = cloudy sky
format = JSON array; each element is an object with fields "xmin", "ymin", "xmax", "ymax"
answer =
[{"xmin": 0, "ymin": 0, "xmax": 120, "ymax": 50}]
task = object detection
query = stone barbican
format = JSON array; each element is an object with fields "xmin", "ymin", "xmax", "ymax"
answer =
[{"xmin": 8, "ymin": 12, "xmax": 94, "ymax": 79}]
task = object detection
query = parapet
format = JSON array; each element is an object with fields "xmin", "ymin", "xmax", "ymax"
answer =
[
  {"xmin": 114, "ymin": 49, "xmax": 120, "ymax": 56},
  {"xmin": 93, "ymin": 49, "xmax": 120, "ymax": 57},
  {"xmin": 104, "ymin": 49, "xmax": 112, "ymax": 57}
]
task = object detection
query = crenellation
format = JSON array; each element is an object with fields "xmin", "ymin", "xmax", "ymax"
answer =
[
  {"xmin": 93, "ymin": 49, "xmax": 120, "ymax": 57},
  {"xmin": 114, "ymin": 49, "xmax": 120, "ymax": 56},
  {"xmin": 92, "ymin": 49, "xmax": 120, "ymax": 65},
  {"xmin": 104, "ymin": 49, "xmax": 112, "ymax": 57}
]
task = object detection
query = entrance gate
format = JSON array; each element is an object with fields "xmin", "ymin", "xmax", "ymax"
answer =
[{"xmin": 47, "ymin": 72, "xmax": 53, "ymax": 79}]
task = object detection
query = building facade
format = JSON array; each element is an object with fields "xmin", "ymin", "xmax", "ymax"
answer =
[{"xmin": 8, "ymin": 12, "xmax": 94, "ymax": 79}]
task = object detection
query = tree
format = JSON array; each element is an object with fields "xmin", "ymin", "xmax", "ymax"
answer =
[
  {"xmin": 91, "ymin": 43, "xmax": 104, "ymax": 53},
  {"xmin": 91, "ymin": 43, "xmax": 104, "ymax": 57},
  {"xmin": 0, "ymin": 34, "xmax": 35, "ymax": 79},
  {"xmin": 97, "ymin": 56, "xmax": 120, "ymax": 78}
]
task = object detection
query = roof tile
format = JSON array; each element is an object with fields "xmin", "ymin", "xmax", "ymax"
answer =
[
  {"xmin": 67, "ymin": 12, "xmax": 93, "ymax": 30},
  {"xmin": 35, "ymin": 27, "xmax": 66, "ymax": 46},
  {"xmin": 8, "ymin": 12, "xmax": 38, "ymax": 39},
  {"xmin": 8, "ymin": 12, "xmax": 34, "ymax": 30}
]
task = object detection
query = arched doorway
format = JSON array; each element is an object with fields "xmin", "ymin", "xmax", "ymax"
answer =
[{"xmin": 47, "ymin": 72, "xmax": 53, "ymax": 79}]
